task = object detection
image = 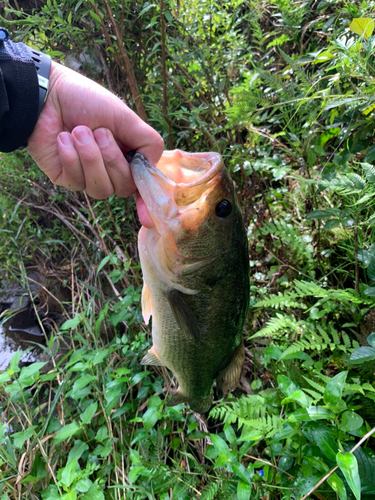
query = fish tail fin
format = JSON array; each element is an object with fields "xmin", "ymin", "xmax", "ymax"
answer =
[
  {"xmin": 216, "ymin": 340, "xmax": 245, "ymax": 397},
  {"xmin": 167, "ymin": 391, "xmax": 213, "ymax": 414},
  {"xmin": 188, "ymin": 394, "xmax": 213, "ymax": 414}
]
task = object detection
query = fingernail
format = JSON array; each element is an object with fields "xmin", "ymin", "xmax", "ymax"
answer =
[
  {"xmin": 74, "ymin": 127, "xmax": 92, "ymax": 145},
  {"xmin": 59, "ymin": 132, "xmax": 73, "ymax": 146},
  {"xmin": 95, "ymin": 128, "xmax": 109, "ymax": 147}
]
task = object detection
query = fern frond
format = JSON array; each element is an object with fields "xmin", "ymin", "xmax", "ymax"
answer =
[
  {"xmin": 200, "ymin": 481, "xmax": 221, "ymax": 500},
  {"xmin": 303, "ymin": 388, "xmax": 323, "ymax": 401},
  {"xmin": 320, "ymin": 172, "xmax": 368, "ymax": 195},
  {"xmin": 256, "ymin": 220, "xmax": 314, "ymax": 265},
  {"xmin": 361, "ymin": 162, "xmax": 375, "ymax": 185},
  {"xmin": 251, "ymin": 313, "xmax": 302, "ymax": 339},
  {"xmin": 302, "ymin": 376, "xmax": 325, "ymax": 394},
  {"xmin": 255, "ymin": 291, "xmax": 306, "ymax": 310}
]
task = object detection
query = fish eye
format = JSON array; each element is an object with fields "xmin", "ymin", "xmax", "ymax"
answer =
[{"xmin": 215, "ymin": 199, "xmax": 232, "ymax": 218}]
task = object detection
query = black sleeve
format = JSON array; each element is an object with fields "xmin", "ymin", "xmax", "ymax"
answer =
[{"xmin": 0, "ymin": 29, "xmax": 39, "ymax": 152}]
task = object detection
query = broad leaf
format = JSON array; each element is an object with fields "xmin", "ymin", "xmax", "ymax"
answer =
[
  {"xmin": 354, "ymin": 447, "xmax": 375, "ymax": 496},
  {"xmin": 337, "ymin": 452, "xmax": 361, "ymax": 500},
  {"xmin": 323, "ymin": 371, "xmax": 348, "ymax": 406},
  {"xmin": 327, "ymin": 472, "xmax": 347, "ymax": 500},
  {"xmin": 349, "ymin": 18, "xmax": 375, "ymax": 38},
  {"xmin": 237, "ymin": 481, "xmax": 252, "ymax": 500},
  {"xmin": 341, "ymin": 411, "xmax": 363, "ymax": 432},
  {"xmin": 348, "ymin": 346, "xmax": 375, "ymax": 365},
  {"xmin": 53, "ymin": 421, "xmax": 80, "ymax": 445}
]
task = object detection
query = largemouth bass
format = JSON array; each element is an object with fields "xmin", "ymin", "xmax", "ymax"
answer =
[{"xmin": 128, "ymin": 150, "xmax": 249, "ymax": 413}]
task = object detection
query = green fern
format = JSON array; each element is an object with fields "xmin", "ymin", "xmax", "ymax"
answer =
[
  {"xmin": 361, "ymin": 162, "xmax": 375, "ymax": 185},
  {"xmin": 255, "ymin": 291, "xmax": 307, "ymax": 310},
  {"xmin": 199, "ymin": 480, "xmax": 221, "ymax": 500},
  {"xmin": 250, "ymin": 313, "xmax": 303, "ymax": 339},
  {"xmin": 319, "ymin": 172, "xmax": 369, "ymax": 196},
  {"xmin": 256, "ymin": 220, "xmax": 314, "ymax": 266}
]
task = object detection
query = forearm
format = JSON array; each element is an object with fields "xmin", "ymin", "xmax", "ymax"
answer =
[{"xmin": 0, "ymin": 28, "xmax": 50, "ymax": 152}]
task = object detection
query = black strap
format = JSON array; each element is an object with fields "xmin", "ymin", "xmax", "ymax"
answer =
[{"xmin": 0, "ymin": 28, "xmax": 40, "ymax": 152}]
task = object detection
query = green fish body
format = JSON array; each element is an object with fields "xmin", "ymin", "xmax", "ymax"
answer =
[{"xmin": 129, "ymin": 150, "xmax": 249, "ymax": 413}]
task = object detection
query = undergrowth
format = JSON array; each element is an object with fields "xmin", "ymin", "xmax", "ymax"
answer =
[{"xmin": 1, "ymin": 0, "xmax": 375, "ymax": 499}]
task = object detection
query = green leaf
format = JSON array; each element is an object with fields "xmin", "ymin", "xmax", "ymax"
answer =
[
  {"xmin": 142, "ymin": 407, "xmax": 162, "ymax": 432},
  {"xmin": 53, "ymin": 421, "xmax": 80, "ymax": 445},
  {"xmin": 323, "ymin": 371, "xmax": 348, "ymax": 406},
  {"xmin": 41, "ymin": 485, "xmax": 60, "ymax": 500},
  {"xmin": 354, "ymin": 447, "xmax": 375, "ymax": 496},
  {"xmin": 58, "ymin": 458, "xmax": 79, "ymax": 489},
  {"xmin": 9, "ymin": 350, "xmax": 22, "ymax": 374},
  {"xmin": 81, "ymin": 484, "xmax": 104, "ymax": 500},
  {"xmin": 327, "ymin": 472, "xmax": 347, "ymax": 500},
  {"xmin": 19, "ymin": 362, "xmax": 46, "ymax": 384},
  {"xmin": 80, "ymin": 402, "xmax": 98, "ymax": 425},
  {"xmin": 336, "ymin": 452, "xmax": 361, "ymax": 500},
  {"xmin": 289, "ymin": 406, "xmax": 334, "ymax": 422},
  {"xmin": 210, "ymin": 434, "xmax": 231, "ymax": 458},
  {"xmin": 367, "ymin": 333, "xmax": 375, "ymax": 347},
  {"xmin": 324, "ymin": 218, "xmax": 342, "ymax": 230},
  {"xmin": 237, "ymin": 480, "xmax": 252, "ymax": 500},
  {"xmin": 364, "ymin": 287, "xmax": 375, "ymax": 297},
  {"xmin": 349, "ymin": 18, "xmax": 375, "ymax": 38},
  {"xmin": 341, "ymin": 411, "xmax": 364, "ymax": 432},
  {"xmin": 348, "ymin": 346, "xmax": 375, "ymax": 365},
  {"xmin": 89, "ymin": 10, "xmax": 102, "ymax": 25},
  {"xmin": 68, "ymin": 440, "xmax": 89, "ymax": 462},
  {"xmin": 306, "ymin": 209, "xmax": 339, "ymax": 219},
  {"xmin": 13, "ymin": 426, "xmax": 37, "ymax": 449},
  {"xmin": 305, "ymin": 426, "xmax": 338, "ymax": 462},
  {"xmin": 60, "ymin": 314, "xmax": 84, "ymax": 330},
  {"xmin": 277, "ymin": 375, "xmax": 299, "ymax": 396},
  {"xmin": 72, "ymin": 375, "xmax": 97, "ymax": 392},
  {"xmin": 232, "ymin": 462, "xmax": 252, "ymax": 485},
  {"xmin": 96, "ymin": 255, "xmax": 111, "ymax": 273},
  {"xmin": 75, "ymin": 477, "xmax": 92, "ymax": 493},
  {"xmin": 281, "ymin": 389, "xmax": 310, "ymax": 408},
  {"xmin": 0, "ymin": 372, "xmax": 11, "ymax": 383}
]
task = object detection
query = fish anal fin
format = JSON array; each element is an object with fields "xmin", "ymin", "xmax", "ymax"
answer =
[
  {"xmin": 166, "ymin": 289, "xmax": 201, "ymax": 344},
  {"xmin": 216, "ymin": 341, "xmax": 245, "ymax": 396},
  {"xmin": 141, "ymin": 282, "xmax": 152, "ymax": 324},
  {"xmin": 167, "ymin": 391, "xmax": 213, "ymax": 414},
  {"xmin": 167, "ymin": 390, "xmax": 189, "ymax": 407},
  {"xmin": 141, "ymin": 346, "xmax": 164, "ymax": 366}
]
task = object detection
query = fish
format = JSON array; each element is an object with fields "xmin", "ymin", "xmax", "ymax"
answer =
[{"xmin": 127, "ymin": 149, "xmax": 249, "ymax": 413}]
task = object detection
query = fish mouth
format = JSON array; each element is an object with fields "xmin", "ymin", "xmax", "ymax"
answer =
[
  {"xmin": 130, "ymin": 150, "xmax": 224, "ymax": 227},
  {"xmin": 156, "ymin": 150, "xmax": 223, "ymax": 191}
]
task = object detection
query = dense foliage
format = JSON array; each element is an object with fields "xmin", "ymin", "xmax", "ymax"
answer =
[{"xmin": 0, "ymin": 0, "xmax": 375, "ymax": 499}]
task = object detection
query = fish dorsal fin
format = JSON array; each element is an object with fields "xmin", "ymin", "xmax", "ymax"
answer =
[
  {"xmin": 216, "ymin": 340, "xmax": 245, "ymax": 396},
  {"xmin": 141, "ymin": 346, "xmax": 164, "ymax": 366},
  {"xmin": 141, "ymin": 282, "xmax": 152, "ymax": 324},
  {"xmin": 166, "ymin": 289, "xmax": 201, "ymax": 344}
]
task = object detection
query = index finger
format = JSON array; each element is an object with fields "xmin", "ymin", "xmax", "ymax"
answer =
[{"xmin": 113, "ymin": 105, "xmax": 164, "ymax": 167}]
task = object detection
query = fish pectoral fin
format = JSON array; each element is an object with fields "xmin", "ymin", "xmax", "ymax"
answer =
[
  {"xmin": 141, "ymin": 282, "xmax": 152, "ymax": 324},
  {"xmin": 216, "ymin": 340, "xmax": 245, "ymax": 396},
  {"xmin": 141, "ymin": 346, "xmax": 164, "ymax": 366},
  {"xmin": 166, "ymin": 289, "xmax": 201, "ymax": 344}
]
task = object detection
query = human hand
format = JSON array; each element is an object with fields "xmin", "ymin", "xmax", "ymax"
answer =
[{"xmin": 26, "ymin": 61, "xmax": 163, "ymax": 227}]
